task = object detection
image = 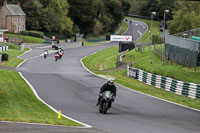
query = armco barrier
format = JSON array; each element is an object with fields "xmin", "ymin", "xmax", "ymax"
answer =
[
  {"xmin": 127, "ymin": 66, "xmax": 200, "ymax": 100},
  {"xmin": 0, "ymin": 45, "xmax": 8, "ymax": 52}
]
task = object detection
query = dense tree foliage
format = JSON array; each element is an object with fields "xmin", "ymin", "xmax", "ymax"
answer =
[
  {"xmin": 0, "ymin": 0, "xmax": 73, "ymax": 37},
  {"xmin": 0, "ymin": 0, "xmax": 130, "ymax": 37},
  {"xmin": 168, "ymin": 0, "xmax": 200, "ymax": 34},
  {"xmin": 128, "ymin": 0, "xmax": 200, "ymax": 34},
  {"xmin": 68, "ymin": 0, "xmax": 130, "ymax": 35},
  {"xmin": 128, "ymin": 0, "xmax": 174, "ymax": 20},
  {"xmin": 1, "ymin": 0, "xmax": 199, "ymax": 36},
  {"xmin": 68, "ymin": 0, "xmax": 97, "ymax": 35}
]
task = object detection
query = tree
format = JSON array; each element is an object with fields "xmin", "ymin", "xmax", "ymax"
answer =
[
  {"xmin": 168, "ymin": 0, "xmax": 200, "ymax": 34},
  {"xmin": 128, "ymin": 0, "xmax": 146, "ymax": 15},
  {"xmin": 102, "ymin": 0, "xmax": 124, "ymax": 32},
  {"xmin": 140, "ymin": 0, "xmax": 159, "ymax": 17},
  {"xmin": 21, "ymin": 0, "xmax": 43, "ymax": 30},
  {"xmin": 156, "ymin": 0, "xmax": 174, "ymax": 20},
  {"xmin": 39, "ymin": 0, "xmax": 73, "ymax": 34},
  {"xmin": 68, "ymin": 0, "xmax": 97, "ymax": 35}
]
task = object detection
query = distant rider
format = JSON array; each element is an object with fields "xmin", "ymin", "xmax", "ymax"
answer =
[
  {"xmin": 96, "ymin": 78, "xmax": 117, "ymax": 108},
  {"xmin": 44, "ymin": 49, "xmax": 48, "ymax": 59}
]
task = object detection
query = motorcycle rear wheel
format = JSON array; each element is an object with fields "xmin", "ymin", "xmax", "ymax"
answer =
[{"xmin": 102, "ymin": 102, "xmax": 108, "ymax": 114}]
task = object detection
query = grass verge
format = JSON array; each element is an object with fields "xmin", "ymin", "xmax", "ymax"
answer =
[
  {"xmin": 83, "ymin": 46, "xmax": 118, "ymax": 71},
  {"xmin": 83, "ymin": 21, "xmax": 128, "ymax": 47},
  {"xmin": 6, "ymin": 33, "xmax": 45, "ymax": 44},
  {"xmin": 126, "ymin": 17, "xmax": 161, "ymax": 43},
  {"xmin": 0, "ymin": 69, "xmax": 81, "ymax": 126},
  {"xmin": 95, "ymin": 70, "xmax": 200, "ymax": 110},
  {"xmin": 82, "ymin": 49, "xmax": 200, "ymax": 110},
  {"xmin": 0, "ymin": 43, "xmax": 82, "ymax": 126},
  {"xmin": 0, "ymin": 47, "xmax": 29, "ymax": 68},
  {"xmin": 117, "ymin": 21, "xmax": 128, "ymax": 35},
  {"xmin": 83, "ymin": 39, "xmax": 98, "ymax": 46},
  {"xmin": 82, "ymin": 17, "xmax": 200, "ymax": 110},
  {"xmin": 123, "ymin": 46, "xmax": 200, "ymax": 84}
]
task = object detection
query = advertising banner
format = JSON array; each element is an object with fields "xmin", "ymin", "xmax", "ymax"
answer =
[{"xmin": 110, "ymin": 35, "xmax": 132, "ymax": 42}]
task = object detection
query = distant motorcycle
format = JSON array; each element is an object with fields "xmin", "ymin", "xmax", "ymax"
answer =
[
  {"xmin": 55, "ymin": 53, "xmax": 59, "ymax": 61},
  {"xmin": 98, "ymin": 91, "xmax": 113, "ymax": 114},
  {"xmin": 44, "ymin": 50, "xmax": 48, "ymax": 59},
  {"xmin": 44, "ymin": 53, "xmax": 47, "ymax": 59}
]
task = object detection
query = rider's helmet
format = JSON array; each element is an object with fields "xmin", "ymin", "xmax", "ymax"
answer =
[{"xmin": 107, "ymin": 78, "xmax": 114, "ymax": 86}]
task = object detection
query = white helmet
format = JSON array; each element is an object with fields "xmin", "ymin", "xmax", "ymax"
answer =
[{"xmin": 108, "ymin": 78, "xmax": 114, "ymax": 86}]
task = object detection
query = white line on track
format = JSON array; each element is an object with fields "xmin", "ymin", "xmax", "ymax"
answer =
[
  {"xmin": 80, "ymin": 20, "xmax": 200, "ymax": 113},
  {"xmin": 19, "ymin": 72, "xmax": 92, "ymax": 128},
  {"xmin": 16, "ymin": 47, "xmax": 32, "ymax": 69},
  {"xmin": 0, "ymin": 121, "xmax": 89, "ymax": 128},
  {"xmin": 80, "ymin": 56, "xmax": 200, "ymax": 113},
  {"xmin": 137, "ymin": 30, "xmax": 142, "ymax": 36},
  {"xmin": 15, "ymin": 46, "xmax": 92, "ymax": 128}
]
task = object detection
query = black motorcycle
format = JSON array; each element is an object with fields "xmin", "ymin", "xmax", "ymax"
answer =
[
  {"xmin": 99, "ymin": 91, "xmax": 113, "ymax": 114},
  {"xmin": 44, "ymin": 51, "xmax": 48, "ymax": 59},
  {"xmin": 44, "ymin": 53, "xmax": 47, "ymax": 59}
]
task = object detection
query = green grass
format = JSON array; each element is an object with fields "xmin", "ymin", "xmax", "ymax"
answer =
[
  {"xmin": 82, "ymin": 15, "xmax": 200, "ymax": 109},
  {"xmin": 95, "ymin": 70, "xmax": 200, "ymax": 110},
  {"xmin": 6, "ymin": 33, "xmax": 45, "ymax": 44},
  {"xmin": 123, "ymin": 46, "xmax": 200, "ymax": 84},
  {"xmin": 83, "ymin": 39, "xmax": 98, "ymax": 46},
  {"xmin": 0, "ymin": 44, "xmax": 82, "ymax": 126},
  {"xmin": 83, "ymin": 46, "xmax": 118, "ymax": 71},
  {"xmin": 126, "ymin": 17, "xmax": 161, "ymax": 43},
  {"xmin": 117, "ymin": 21, "xmax": 128, "ymax": 35},
  {"xmin": 0, "ymin": 69, "xmax": 81, "ymax": 126},
  {"xmin": 83, "ymin": 21, "xmax": 129, "ymax": 47},
  {"xmin": 1, "ymin": 43, "xmax": 20, "ymax": 50},
  {"xmin": 0, "ymin": 48, "xmax": 29, "ymax": 68},
  {"xmin": 83, "ymin": 45, "xmax": 200, "ymax": 84},
  {"xmin": 82, "ymin": 47, "xmax": 200, "ymax": 110}
]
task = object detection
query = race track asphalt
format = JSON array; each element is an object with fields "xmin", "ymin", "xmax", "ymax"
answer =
[{"xmin": 2, "ymin": 19, "xmax": 200, "ymax": 133}]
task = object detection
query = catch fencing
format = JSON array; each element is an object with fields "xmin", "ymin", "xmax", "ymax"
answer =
[
  {"xmin": 127, "ymin": 66, "xmax": 200, "ymax": 100},
  {"xmin": 165, "ymin": 35, "xmax": 200, "ymax": 67}
]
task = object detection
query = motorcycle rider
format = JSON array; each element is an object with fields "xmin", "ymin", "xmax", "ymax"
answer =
[
  {"xmin": 96, "ymin": 78, "xmax": 117, "ymax": 108},
  {"xmin": 55, "ymin": 51, "xmax": 59, "ymax": 61},
  {"xmin": 44, "ymin": 49, "xmax": 48, "ymax": 59},
  {"xmin": 58, "ymin": 47, "xmax": 64, "ymax": 54}
]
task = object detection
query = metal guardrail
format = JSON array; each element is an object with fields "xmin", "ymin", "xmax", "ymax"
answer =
[
  {"xmin": 43, "ymin": 35, "xmax": 52, "ymax": 41},
  {"xmin": 127, "ymin": 66, "xmax": 200, "ymax": 100},
  {"xmin": 125, "ymin": 14, "xmax": 151, "ymax": 20},
  {"xmin": 0, "ymin": 45, "xmax": 8, "ymax": 52}
]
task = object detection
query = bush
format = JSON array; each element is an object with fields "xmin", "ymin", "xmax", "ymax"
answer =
[
  {"xmin": 44, "ymin": 32, "xmax": 67, "ymax": 40},
  {"xmin": 3, "ymin": 43, "xmax": 20, "ymax": 50},
  {"xmin": 153, "ymin": 35, "xmax": 163, "ymax": 44},
  {"xmin": 21, "ymin": 31, "xmax": 44, "ymax": 38}
]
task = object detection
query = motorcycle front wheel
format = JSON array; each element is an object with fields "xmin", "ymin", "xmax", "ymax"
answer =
[{"xmin": 99, "ymin": 102, "xmax": 103, "ymax": 113}]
